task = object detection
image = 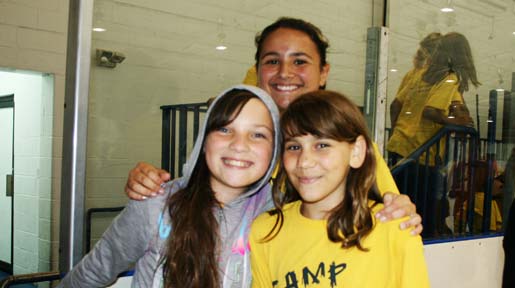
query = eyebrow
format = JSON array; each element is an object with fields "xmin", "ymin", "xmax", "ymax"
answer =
[
  {"xmin": 260, "ymin": 51, "xmax": 314, "ymax": 60},
  {"xmin": 256, "ymin": 125, "xmax": 274, "ymax": 134}
]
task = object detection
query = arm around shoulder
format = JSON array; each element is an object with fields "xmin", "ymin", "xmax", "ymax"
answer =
[{"xmin": 372, "ymin": 143, "xmax": 399, "ymax": 195}]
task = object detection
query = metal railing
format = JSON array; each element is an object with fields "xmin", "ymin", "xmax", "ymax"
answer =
[
  {"xmin": 0, "ymin": 271, "xmax": 61, "ymax": 287},
  {"xmin": 160, "ymin": 102, "xmax": 208, "ymax": 178},
  {"xmin": 85, "ymin": 206, "xmax": 125, "ymax": 253},
  {"xmin": 390, "ymin": 125, "xmax": 501, "ymax": 238},
  {"xmin": 385, "ymin": 128, "xmax": 508, "ymax": 164}
]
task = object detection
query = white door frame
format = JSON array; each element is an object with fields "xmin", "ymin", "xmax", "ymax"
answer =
[{"xmin": 0, "ymin": 94, "xmax": 14, "ymax": 274}]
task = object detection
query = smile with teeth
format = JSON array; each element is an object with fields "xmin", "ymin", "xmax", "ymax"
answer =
[
  {"xmin": 274, "ymin": 84, "xmax": 300, "ymax": 91},
  {"xmin": 223, "ymin": 158, "xmax": 252, "ymax": 168}
]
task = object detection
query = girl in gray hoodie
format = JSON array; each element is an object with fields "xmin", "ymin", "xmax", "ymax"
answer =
[{"xmin": 58, "ymin": 85, "xmax": 281, "ymax": 288}]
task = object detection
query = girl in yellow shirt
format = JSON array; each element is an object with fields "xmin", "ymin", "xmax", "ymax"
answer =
[{"xmin": 250, "ymin": 90, "xmax": 429, "ymax": 288}]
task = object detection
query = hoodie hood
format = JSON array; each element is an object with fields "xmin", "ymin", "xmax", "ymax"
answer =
[{"xmin": 181, "ymin": 84, "xmax": 281, "ymax": 201}]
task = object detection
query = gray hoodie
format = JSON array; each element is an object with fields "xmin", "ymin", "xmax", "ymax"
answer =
[{"xmin": 58, "ymin": 85, "xmax": 280, "ymax": 288}]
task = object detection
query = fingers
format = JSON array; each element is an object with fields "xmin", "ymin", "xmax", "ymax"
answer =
[
  {"xmin": 383, "ymin": 193, "xmax": 394, "ymax": 206},
  {"xmin": 125, "ymin": 162, "xmax": 170, "ymax": 201},
  {"xmin": 375, "ymin": 192, "xmax": 412, "ymax": 222},
  {"xmin": 158, "ymin": 170, "xmax": 172, "ymax": 182},
  {"xmin": 376, "ymin": 193, "xmax": 423, "ymax": 236},
  {"xmin": 400, "ymin": 213, "xmax": 423, "ymax": 236},
  {"xmin": 125, "ymin": 187, "xmax": 149, "ymax": 201}
]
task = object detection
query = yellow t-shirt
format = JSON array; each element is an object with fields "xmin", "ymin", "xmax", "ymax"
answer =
[
  {"xmin": 387, "ymin": 70, "xmax": 462, "ymax": 165},
  {"xmin": 250, "ymin": 201, "xmax": 430, "ymax": 288},
  {"xmin": 387, "ymin": 68, "xmax": 429, "ymax": 158},
  {"xmin": 243, "ymin": 65, "xmax": 258, "ymax": 86}
]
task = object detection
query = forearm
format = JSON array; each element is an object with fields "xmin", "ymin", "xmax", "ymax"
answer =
[
  {"xmin": 423, "ymin": 107, "xmax": 473, "ymax": 126},
  {"xmin": 422, "ymin": 107, "xmax": 448, "ymax": 125},
  {"xmin": 373, "ymin": 143, "xmax": 399, "ymax": 195}
]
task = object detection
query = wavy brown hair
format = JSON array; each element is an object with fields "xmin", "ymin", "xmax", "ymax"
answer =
[
  {"xmin": 163, "ymin": 89, "xmax": 258, "ymax": 288},
  {"xmin": 266, "ymin": 90, "xmax": 382, "ymax": 251},
  {"xmin": 413, "ymin": 32, "xmax": 442, "ymax": 69}
]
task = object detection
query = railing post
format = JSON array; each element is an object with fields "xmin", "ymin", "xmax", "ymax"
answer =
[
  {"xmin": 161, "ymin": 108, "xmax": 171, "ymax": 172},
  {"xmin": 59, "ymin": 0, "xmax": 94, "ymax": 272}
]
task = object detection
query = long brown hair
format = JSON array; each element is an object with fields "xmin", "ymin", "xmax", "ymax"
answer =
[
  {"xmin": 163, "ymin": 89, "xmax": 258, "ymax": 287},
  {"xmin": 423, "ymin": 32, "xmax": 480, "ymax": 93},
  {"xmin": 413, "ymin": 32, "xmax": 442, "ymax": 69},
  {"xmin": 266, "ymin": 90, "xmax": 382, "ymax": 251}
]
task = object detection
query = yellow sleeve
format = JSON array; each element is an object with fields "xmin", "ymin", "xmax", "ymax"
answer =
[
  {"xmin": 249, "ymin": 218, "xmax": 273, "ymax": 288},
  {"xmin": 395, "ymin": 232, "xmax": 430, "ymax": 288},
  {"xmin": 373, "ymin": 143, "xmax": 400, "ymax": 195},
  {"xmin": 395, "ymin": 69, "xmax": 415, "ymax": 103},
  {"xmin": 242, "ymin": 65, "xmax": 258, "ymax": 86}
]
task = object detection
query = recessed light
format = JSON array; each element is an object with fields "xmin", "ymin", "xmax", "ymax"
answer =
[
  {"xmin": 441, "ymin": 7, "xmax": 454, "ymax": 12},
  {"xmin": 390, "ymin": 69, "xmax": 398, "ymax": 72},
  {"xmin": 448, "ymin": 115, "xmax": 455, "ymax": 119},
  {"xmin": 487, "ymin": 119, "xmax": 494, "ymax": 123},
  {"xmin": 215, "ymin": 45, "xmax": 227, "ymax": 51},
  {"xmin": 93, "ymin": 28, "xmax": 106, "ymax": 32},
  {"xmin": 446, "ymin": 79, "xmax": 456, "ymax": 83},
  {"xmin": 405, "ymin": 111, "xmax": 412, "ymax": 115}
]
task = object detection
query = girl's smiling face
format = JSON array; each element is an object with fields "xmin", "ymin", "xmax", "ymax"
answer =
[
  {"xmin": 204, "ymin": 98, "xmax": 274, "ymax": 203},
  {"xmin": 257, "ymin": 28, "xmax": 330, "ymax": 112},
  {"xmin": 283, "ymin": 133, "xmax": 366, "ymax": 219}
]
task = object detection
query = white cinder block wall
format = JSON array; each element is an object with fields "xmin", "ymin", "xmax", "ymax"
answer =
[
  {"xmin": 0, "ymin": 70, "xmax": 54, "ymax": 275},
  {"xmin": 0, "ymin": 0, "xmax": 68, "ymax": 274}
]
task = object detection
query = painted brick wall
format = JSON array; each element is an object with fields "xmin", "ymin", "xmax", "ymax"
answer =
[{"xmin": 0, "ymin": 0, "xmax": 68, "ymax": 275}]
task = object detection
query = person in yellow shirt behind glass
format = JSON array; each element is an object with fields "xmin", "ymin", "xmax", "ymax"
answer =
[
  {"xmin": 387, "ymin": 32, "xmax": 441, "ymax": 166},
  {"xmin": 388, "ymin": 32, "xmax": 480, "ymax": 237},
  {"xmin": 250, "ymin": 91, "xmax": 429, "ymax": 288}
]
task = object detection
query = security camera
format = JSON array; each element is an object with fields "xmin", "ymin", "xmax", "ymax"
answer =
[
  {"xmin": 96, "ymin": 49, "xmax": 126, "ymax": 68},
  {"xmin": 110, "ymin": 52, "xmax": 126, "ymax": 63}
]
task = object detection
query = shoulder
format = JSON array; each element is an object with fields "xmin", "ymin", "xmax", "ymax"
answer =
[
  {"xmin": 370, "ymin": 203, "xmax": 422, "ymax": 248},
  {"xmin": 251, "ymin": 202, "xmax": 300, "ymax": 238},
  {"xmin": 432, "ymin": 72, "xmax": 459, "ymax": 90},
  {"xmin": 125, "ymin": 178, "xmax": 184, "ymax": 227}
]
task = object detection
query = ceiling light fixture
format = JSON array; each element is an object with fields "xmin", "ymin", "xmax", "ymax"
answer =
[
  {"xmin": 441, "ymin": 0, "xmax": 454, "ymax": 12},
  {"xmin": 92, "ymin": 27, "xmax": 106, "ymax": 32},
  {"xmin": 215, "ymin": 18, "xmax": 228, "ymax": 52}
]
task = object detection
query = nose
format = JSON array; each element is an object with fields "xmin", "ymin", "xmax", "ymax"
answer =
[
  {"xmin": 229, "ymin": 133, "xmax": 250, "ymax": 152},
  {"xmin": 279, "ymin": 62, "xmax": 292, "ymax": 79},
  {"xmin": 298, "ymin": 149, "xmax": 315, "ymax": 169}
]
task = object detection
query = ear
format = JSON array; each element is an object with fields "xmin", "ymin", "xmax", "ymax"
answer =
[
  {"xmin": 319, "ymin": 63, "xmax": 330, "ymax": 87},
  {"xmin": 349, "ymin": 135, "xmax": 366, "ymax": 169}
]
